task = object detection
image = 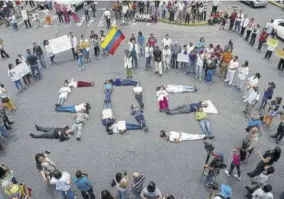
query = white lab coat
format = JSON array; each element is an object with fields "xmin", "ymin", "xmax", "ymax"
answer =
[
  {"xmin": 21, "ymin": 10, "xmax": 29, "ymax": 20},
  {"xmin": 124, "ymin": 56, "xmax": 132, "ymax": 69}
]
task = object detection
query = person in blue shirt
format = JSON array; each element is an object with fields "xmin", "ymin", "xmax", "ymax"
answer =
[
  {"xmin": 166, "ymin": 101, "xmax": 208, "ymax": 115},
  {"xmin": 259, "ymin": 82, "xmax": 276, "ymax": 110},
  {"xmin": 109, "ymin": 78, "xmax": 138, "ymax": 86},
  {"xmin": 246, "ymin": 114, "xmax": 264, "ymax": 134},
  {"xmin": 137, "ymin": 31, "xmax": 145, "ymax": 56},
  {"xmin": 72, "ymin": 170, "xmax": 96, "ymax": 199},
  {"xmin": 104, "ymin": 80, "xmax": 113, "ymax": 102},
  {"xmin": 195, "ymin": 37, "xmax": 206, "ymax": 53},
  {"xmin": 131, "ymin": 104, "xmax": 148, "ymax": 132}
]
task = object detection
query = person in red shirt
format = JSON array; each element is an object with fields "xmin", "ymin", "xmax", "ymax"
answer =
[
  {"xmin": 229, "ymin": 9, "xmax": 237, "ymax": 31},
  {"xmin": 257, "ymin": 28, "xmax": 268, "ymax": 52}
]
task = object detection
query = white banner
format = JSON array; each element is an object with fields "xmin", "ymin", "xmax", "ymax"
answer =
[
  {"xmin": 49, "ymin": 35, "xmax": 72, "ymax": 54},
  {"xmin": 10, "ymin": 63, "xmax": 31, "ymax": 81},
  {"xmin": 177, "ymin": 53, "xmax": 188, "ymax": 63}
]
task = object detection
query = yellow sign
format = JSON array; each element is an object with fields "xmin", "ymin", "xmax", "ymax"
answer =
[
  {"xmin": 79, "ymin": 41, "xmax": 90, "ymax": 49},
  {"xmin": 276, "ymin": 48, "xmax": 284, "ymax": 59},
  {"xmin": 267, "ymin": 38, "xmax": 278, "ymax": 48}
]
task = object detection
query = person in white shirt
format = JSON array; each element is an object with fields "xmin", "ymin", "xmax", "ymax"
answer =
[
  {"xmin": 102, "ymin": 101, "xmax": 116, "ymax": 134},
  {"xmin": 156, "ymin": 86, "xmax": 169, "ymax": 111},
  {"xmin": 50, "ymin": 170, "xmax": 74, "ymax": 199},
  {"xmin": 266, "ymin": 19, "xmax": 274, "ymax": 35},
  {"xmin": 55, "ymin": 102, "xmax": 91, "ymax": 113},
  {"xmin": 211, "ymin": 0, "xmax": 220, "ymax": 14},
  {"xmin": 187, "ymin": 42, "xmax": 195, "ymax": 54},
  {"xmin": 224, "ymin": 56, "xmax": 239, "ymax": 85},
  {"xmin": 164, "ymin": 85, "xmax": 197, "ymax": 93},
  {"xmin": 236, "ymin": 61, "xmax": 249, "ymax": 91},
  {"xmin": 205, "ymin": 44, "xmax": 214, "ymax": 59},
  {"xmin": 234, "ymin": 9, "xmax": 244, "ymax": 33},
  {"xmin": 57, "ymin": 83, "xmax": 71, "ymax": 106},
  {"xmin": 65, "ymin": 78, "xmax": 94, "ymax": 88},
  {"xmin": 245, "ymin": 18, "xmax": 255, "ymax": 41},
  {"xmin": 122, "ymin": 3, "xmax": 129, "ymax": 21},
  {"xmin": 176, "ymin": 1, "xmax": 184, "ymax": 21},
  {"xmin": 103, "ymin": 8, "xmax": 111, "ymax": 29},
  {"xmin": 129, "ymin": 39, "xmax": 139, "ymax": 68},
  {"xmin": 69, "ymin": 32, "xmax": 78, "ymax": 59},
  {"xmin": 243, "ymin": 73, "xmax": 261, "ymax": 100},
  {"xmin": 124, "ymin": 49, "xmax": 133, "ymax": 79},
  {"xmin": 243, "ymin": 86, "xmax": 260, "ymax": 117},
  {"xmin": 162, "ymin": 45, "xmax": 172, "ymax": 70},
  {"xmin": 43, "ymin": 40, "xmax": 55, "ymax": 64},
  {"xmin": 250, "ymin": 184, "xmax": 274, "ymax": 199},
  {"xmin": 145, "ymin": 43, "xmax": 153, "ymax": 70},
  {"xmin": 240, "ymin": 14, "xmax": 249, "ymax": 37},
  {"xmin": 161, "ymin": 34, "xmax": 173, "ymax": 49},
  {"xmin": 133, "ymin": 83, "xmax": 144, "ymax": 108},
  {"xmin": 21, "ymin": 7, "xmax": 32, "ymax": 28},
  {"xmin": 160, "ymin": 130, "xmax": 206, "ymax": 143},
  {"xmin": 107, "ymin": 120, "xmax": 144, "ymax": 134}
]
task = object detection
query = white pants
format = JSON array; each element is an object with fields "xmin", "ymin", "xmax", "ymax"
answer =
[
  {"xmin": 236, "ymin": 78, "xmax": 245, "ymax": 90},
  {"xmin": 163, "ymin": 58, "xmax": 171, "ymax": 70},
  {"xmin": 155, "ymin": 61, "xmax": 162, "ymax": 75},
  {"xmin": 180, "ymin": 133, "xmax": 205, "ymax": 141},
  {"xmin": 225, "ymin": 69, "xmax": 236, "ymax": 85}
]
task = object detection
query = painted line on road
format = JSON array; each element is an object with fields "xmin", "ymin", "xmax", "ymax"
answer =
[{"xmin": 76, "ymin": 16, "xmax": 85, "ymax": 27}]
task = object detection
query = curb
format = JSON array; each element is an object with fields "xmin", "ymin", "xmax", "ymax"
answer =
[
  {"xmin": 158, "ymin": 19, "xmax": 208, "ymax": 27},
  {"xmin": 268, "ymin": 0, "xmax": 284, "ymax": 8}
]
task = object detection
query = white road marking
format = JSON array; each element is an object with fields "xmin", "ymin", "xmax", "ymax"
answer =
[{"xmin": 76, "ymin": 16, "xmax": 85, "ymax": 27}]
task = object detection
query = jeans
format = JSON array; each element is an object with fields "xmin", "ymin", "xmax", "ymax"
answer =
[
  {"xmin": 48, "ymin": 2, "xmax": 52, "ymax": 9},
  {"xmin": 14, "ymin": 80, "xmax": 23, "ymax": 90},
  {"xmin": 105, "ymin": 18, "xmax": 110, "ymax": 29},
  {"xmin": 78, "ymin": 56, "xmax": 84, "ymax": 68},
  {"xmin": 132, "ymin": 55, "xmax": 138, "ymax": 67},
  {"xmin": 206, "ymin": 172, "xmax": 215, "ymax": 185},
  {"xmin": 60, "ymin": 188, "xmax": 74, "ymax": 199},
  {"xmin": 257, "ymin": 40, "xmax": 265, "ymax": 51},
  {"xmin": 260, "ymin": 96, "xmax": 268, "ymax": 109},
  {"xmin": 11, "ymin": 23, "xmax": 18, "ymax": 31},
  {"xmin": 171, "ymin": 54, "xmax": 178, "ymax": 68},
  {"xmin": 0, "ymin": 125, "xmax": 8, "ymax": 137},
  {"xmin": 229, "ymin": 161, "xmax": 241, "ymax": 177},
  {"xmin": 118, "ymin": 190, "xmax": 127, "ymax": 199},
  {"xmin": 81, "ymin": 186, "xmax": 96, "ymax": 199},
  {"xmin": 105, "ymin": 89, "xmax": 112, "ymax": 101},
  {"xmin": 138, "ymin": 44, "xmax": 145, "ymax": 56},
  {"xmin": 196, "ymin": 65, "xmax": 203, "ymax": 80},
  {"xmin": 135, "ymin": 114, "xmax": 146, "ymax": 128},
  {"xmin": 37, "ymin": 55, "xmax": 47, "ymax": 68},
  {"xmin": 135, "ymin": 192, "xmax": 142, "ymax": 199},
  {"xmin": 56, "ymin": 105, "xmax": 76, "ymax": 113},
  {"xmin": 205, "ymin": 69, "xmax": 215, "ymax": 82},
  {"xmin": 30, "ymin": 65, "xmax": 41, "ymax": 79},
  {"xmin": 104, "ymin": 101, "xmax": 112, "ymax": 109},
  {"xmin": 234, "ymin": 20, "xmax": 241, "ymax": 33},
  {"xmin": 145, "ymin": 57, "xmax": 151, "ymax": 69},
  {"xmin": 245, "ymin": 30, "xmax": 252, "ymax": 41},
  {"xmin": 121, "ymin": 79, "xmax": 137, "ymax": 86},
  {"xmin": 168, "ymin": 104, "xmax": 192, "ymax": 115},
  {"xmin": 126, "ymin": 123, "xmax": 142, "ymax": 130},
  {"xmin": 265, "ymin": 50, "xmax": 273, "ymax": 60},
  {"xmin": 188, "ymin": 61, "xmax": 196, "ymax": 74},
  {"xmin": 85, "ymin": 10, "xmax": 90, "ymax": 21},
  {"xmin": 135, "ymin": 93, "xmax": 144, "ymax": 107},
  {"xmin": 199, "ymin": 119, "xmax": 212, "ymax": 136},
  {"xmin": 250, "ymin": 33, "xmax": 257, "ymax": 46},
  {"xmin": 240, "ymin": 26, "xmax": 246, "ymax": 36}
]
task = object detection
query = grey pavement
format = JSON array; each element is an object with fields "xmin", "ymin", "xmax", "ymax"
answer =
[{"xmin": 0, "ymin": 2, "xmax": 284, "ymax": 199}]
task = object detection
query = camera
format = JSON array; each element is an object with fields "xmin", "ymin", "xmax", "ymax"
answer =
[{"xmin": 203, "ymin": 142, "xmax": 214, "ymax": 153}]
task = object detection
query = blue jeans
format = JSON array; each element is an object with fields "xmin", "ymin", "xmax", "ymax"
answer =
[
  {"xmin": 0, "ymin": 125, "xmax": 8, "ymax": 137},
  {"xmin": 126, "ymin": 123, "xmax": 142, "ymax": 130},
  {"xmin": 48, "ymin": 2, "xmax": 52, "ymax": 9},
  {"xmin": 104, "ymin": 101, "xmax": 112, "ymax": 109},
  {"xmin": 162, "ymin": 10, "xmax": 166, "ymax": 19},
  {"xmin": 135, "ymin": 114, "xmax": 146, "ymax": 128},
  {"xmin": 122, "ymin": 79, "xmax": 137, "ymax": 86},
  {"xmin": 78, "ymin": 56, "xmax": 83, "ymax": 68},
  {"xmin": 135, "ymin": 93, "xmax": 143, "ymax": 107},
  {"xmin": 119, "ymin": 190, "xmax": 127, "ymax": 199},
  {"xmin": 145, "ymin": 57, "xmax": 151, "ymax": 68},
  {"xmin": 14, "ymin": 80, "xmax": 23, "ymax": 90},
  {"xmin": 199, "ymin": 119, "xmax": 212, "ymax": 136},
  {"xmin": 56, "ymin": 105, "xmax": 76, "ymax": 113},
  {"xmin": 188, "ymin": 61, "xmax": 196, "ymax": 74},
  {"xmin": 260, "ymin": 96, "xmax": 268, "ymax": 108},
  {"xmin": 205, "ymin": 69, "xmax": 215, "ymax": 82},
  {"xmin": 234, "ymin": 20, "xmax": 241, "ymax": 33},
  {"xmin": 60, "ymin": 188, "xmax": 74, "ymax": 199},
  {"xmin": 196, "ymin": 65, "xmax": 203, "ymax": 80},
  {"xmin": 138, "ymin": 44, "xmax": 145, "ymax": 55},
  {"xmin": 206, "ymin": 172, "xmax": 214, "ymax": 185},
  {"xmin": 30, "ymin": 64, "xmax": 41, "ymax": 79},
  {"xmin": 11, "ymin": 23, "xmax": 18, "ymax": 30},
  {"xmin": 105, "ymin": 89, "xmax": 112, "ymax": 101},
  {"xmin": 132, "ymin": 55, "xmax": 138, "ymax": 67}
]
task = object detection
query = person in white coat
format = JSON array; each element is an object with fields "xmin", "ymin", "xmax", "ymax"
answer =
[
  {"xmin": 224, "ymin": 56, "xmax": 239, "ymax": 86},
  {"xmin": 69, "ymin": 32, "xmax": 78, "ymax": 59},
  {"xmin": 21, "ymin": 7, "xmax": 32, "ymax": 28},
  {"xmin": 162, "ymin": 45, "xmax": 172, "ymax": 70},
  {"xmin": 122, "ymin": 3, "xmax": 129, "ymax": 21},
  {"xmin": 243, "ymin": 86, "xmax": 260, "ymax": 117},
  {"xmin": 243, "ymin": 73, "xmax": 261, "ymax": 100},
  {"xmin": 145, "ymin": 43, "xmax": 153, "ymax": 70},
  {"xmin": 43, "ymin": 40, "xmax": 55, "ymax": 64},
  {"xmin": 129, "ymin": 39, "xmax": 139, "ymax": 68},
  {"xmin": 160, "ymin": 130, "xmax": 206, "ymax": 143},
  {"xmin": 236, "ymin": 61, "xmax": 249, "ymax": 91},
  {"xmin": 195, "ymin": 50, "xmax": 205, "ymax": 81},
  {"xmin": 124, "ymin": 50, "xmax": 133, "ymax": 79}
]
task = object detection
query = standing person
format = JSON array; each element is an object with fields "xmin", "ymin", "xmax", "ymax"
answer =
[
  {"xmin": 32, "ymin": 42, "xmax": 47, "ymax": 69},
  {"xmin": 195, "ymin": 50, "xmax": 205, "ymax": 81},
  {"xmin": 236, "ymin": 61, "xmax": 249, "ymax": 91},
  {"xmin": 245, "ymin": 18, "xmax": 255, "ymax": 41},
  {"xmin": 70, "ymin": 4, "xmax": 80, "ymax": 22},
  {"xmin": 124, "ymin": 49, "xmax": 133, "ymax": 79},
  {"xmin": 44, "ymin": 8, "xmax": 52, "ymax": 25},
  {"xmin": 259, "ymin": 82, "xmax": 276, "ymax": 110},
  {"xmin": 263, "ymin": 97, "xmax": 282, "ymax": 128},
  {"xmin": 277, "ymin": 52, "xmax": 284, "ymax": 71},
  {"xmin": 240, "ymin": 127, "xmax": 259, "ymax": 163},
  {"xmin": 161, "ymin": 34, "xmax": 173, "ymax": 49},
  {"xmin": 10, "ymin": 15, "xmax": 18, "ymax": 31},
  {"xmin": 270, "ymin": 113, "xmax": 284, "ymax": 144},
  {"xmin": 80, "ymin": 35, "xmax": 91, "ymax": 63},
  {"xmin": 147, "ymin": 33, "xmax": 157, "ymax": 48},
  {"xmin": 205, "ymin": 57, "xmax": 218, "ymax": 83},
  {"xmin": 72, "ymin": 170, "xmax": 96, "ymax": 199},
  {"xmin": 137, "ymin": 31, "xmax": 145, "ymax": 56},
  {"xmin": 21, "ymin": 7, "xmax": 32, "ymax": 28},
  {"xmin": 161, "ymin": 1, "xmax": 167, "ymax": 19},
  {"xmin": 83, "ymin": 2, "xmax": 90, "ymax": 21},
  {"xmin": 180, "ymin": 45, "xmax": 188, "ymax": 69},
  {"xmin": 92, "ymin": 34, "xmax": 100, "ymax": 59},
  {"xmin": 156, "ymin": 86, "xmax": 168, "ymax": 112},
  {"xmin": 240, "ymin": 14, "xmax": 249, "ymax": 37},
  {"xmin": 0, "ymin": 38, "xmax": 9, "ymax": 59},
  {"xmin": 0, "ymin": 112, "xmax": 9, "ymax": 138},
  {"xmin": 264, "ymin": 34, "xmax": 278, "ymax": 60},
  {"xmin": 69, "ymin": 32, "xmax": 78, "ymax": 59},
  {"xmin": 91, "ymin": 1, "xmax": 96, "ymax": 19},
  {"xmin": 229, "ymin": 9, "xmax": 237, "ymax": 31},
  {"xmin": 195, "ymin": 37, "xmax": 206, "ymax": 53},
  {"xmin": 133, "ymin": 83, "xmax": 144, "ymax": 108},
  {"xmin": 162, "ymin": 45, "xmax": 171, "ymax": 71},
  {"xmin": 68, "ymin": 111, "xmax": 90, "ymax": 141},
  {"xmin": 225, "ymin": 147, "xmax": 241, "ymax": 181},
  {"xmin": 0, "ymin": 105, "xmax": 14, "ymax": 130},
  {"xmin": 50, "ymin": 169, "xmax": 74, "ymax": 199},
  {"xmin": 257, "ymin": 28, "xmax": 268, "ymax": 52},
  {"xmin": 247, "ymin": 147, "xmax": 281, "ymax": 178},
  {"xmin": 243, "ymin": 73, "xmax": 261, "ymax": 100},
  {"xmin": 8, "ymin": 64, "xmax": 24, "ymax": 92},
  {"xmin": 224, "ymin": 55, "xmax": 239, "ymax": 86},
  {"xmin": 103, "ymin": 8, "xmax": 111, "ymax": 29},
  {"xmin": 43, "ymin": 40, "xmax": 56, "ymax": 64},
  {"xmin": 54, "ymin": 2, "xmax": 63, "ymax": 23},
  {"xmin": 219, "ymin": 49, "xmax": 233, "ymax": 78},
  {"xmin": 234, "ymin": 9, "xmax": 244, "ymax": 33},
  {"xmin": 62, "ymin": 5, "xmax": 70, "ymax": 23},
  {"xmin": 249, "ymin": 24, "xmax": 260, "ymax": 46},
  {"xmin": 153, "ymin": 46, "xmax": 163, "ymax": 77},
  {"xmin": 129, "ymin": 39, "xmax": 139, "ymax": 68},
  {"xmin": 187, "ymin": 50, "xmax": 197, "ymax": 75},
  {"xmin": 145, "ymin": 43, "xmax": 153, "ymax": 70},
  {"xmin": 0, "ymin": 85, "xmax": 16, "ymax": 112},
  {"xmin": 266, "ymin": 19, "xmax": 274, "ymax": 35},
  {"xmin": 141, "ymin": 181, "xmax": 162, "ymax": 199},
  {"xmin": 111, "ymin": 171, "xmax": 129, "ymax": 199},
  {"xmin": 243, "ymin": 86, "xmax": 260, "ymax": 117},
  {"xmin": 131, "ymin": 172, "xmax": 145, "ymax": 199},
  {"xmin": 26, "ymin": 49, "xmax": 42, "ymax": 80},
  {"xmin": 171, "ymin": 41, "xmax": 181, "ymax": 69},
  {"xmin": 211, "ymin": 0, "xmax": 220, "ymax": 14}
]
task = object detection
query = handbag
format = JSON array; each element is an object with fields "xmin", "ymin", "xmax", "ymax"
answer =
[{"xmin": 195, "ymin": 112, "xmax": 208, "ymax": 120}]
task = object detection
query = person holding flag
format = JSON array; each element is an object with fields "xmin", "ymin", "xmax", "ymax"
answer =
[{"xmin": 101, "ymin": 25, "xmax": 125, "ymax": 55}]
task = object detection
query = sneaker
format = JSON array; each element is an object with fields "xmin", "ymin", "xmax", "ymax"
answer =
[
  {"xmin": 234, "ymin": 174, "xmax": 241, "ymax": 181},
  {"xmin": 76, "ymin": 137, "xmax": 81, "ymax": 141},
  {"xmin": 82, "ymin": 67, "xmax": 86, "ymax": 70},
  {"xmin": 29, "ymin": 133, "xmax": 35, "ymax": 138},
  {"xmin": 143, "ymin": 127, "xmax": 149, "ymax": 132},
  {"xmin": 224, "ymin": 170, "xmax": 231, "ymax": 177},
  {"xmin": 209, "ymin": 135, "xmax": 215, "ymax": 139}
]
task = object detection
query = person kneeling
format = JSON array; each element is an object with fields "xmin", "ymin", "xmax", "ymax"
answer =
[
  {"xmin": 131, "ymin": 105, "xmax": 148, "ymax": 132},
  {"xmin": 159, "ymin": 130, "xmax": 206, "ymax": 143},
  {"xmin": 29, "ymin": 125, "xmax": 71, "ymax": 142},
  {"xmin": 107, "ymin": 121, "xmax": 144, "ymax": 135}
]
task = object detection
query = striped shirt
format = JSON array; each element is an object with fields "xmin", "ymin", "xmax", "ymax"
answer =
[{"xmin": 132, "ymin": 174, "xmax": 145, "ymax": 194}]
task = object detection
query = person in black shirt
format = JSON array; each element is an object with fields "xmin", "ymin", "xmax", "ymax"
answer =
[
  {"xmin": 32, "ymin": 42, "xmax": 47, "ymax": 68},
  {"xmin": 0, "ymin": 106, "xmax": 14, "ymax": 130},
  {"xmin": 153, "ymin": 46, "xmax": 162, "ymax": 77},
  {"xmin": 29, "ymin": 125, "xmax": 71, "ymax": 142},
  {"xmin": 270, "ymin": 113, "xmax": 284, "ymax": 143},
  {"xmin": 26, "ymin": 49, "xmax": 42, "ymax": 80}
]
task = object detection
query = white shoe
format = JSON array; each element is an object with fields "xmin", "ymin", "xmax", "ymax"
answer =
[
  {"xmin": 225, "ymin": 170, "xmax": 231, "ymax": 177},
  {"xmin": 82, "ymin": 67, "xmax": 86, "ymax": 70},
  {"xmin": 224, "ymin": 80, "xmax": 228, "ymax": 82},
  {"xmin": 243, "ymin": 96, "xmax": 246, "ymax": 99},
  {"xmin": 243, "ymin": 99, "xmax": 247, "ymax": 103},
  {"xmin": 234, "ymin": 174, "xmax": 241, "ymax": 181}
]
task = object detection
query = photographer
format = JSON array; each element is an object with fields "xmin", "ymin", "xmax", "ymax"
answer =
[
  {"xmin": 111, "ymin": 171, "xmax": 129, "ymax": 199},
  {"xmin": 204, "ymin": 152, "xmax": 226, "ymax": 188}
]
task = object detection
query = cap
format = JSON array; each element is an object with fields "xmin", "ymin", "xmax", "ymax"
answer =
[{"xmin": 220, "ymin": 184, "xmax": 232, "ymax": 198}]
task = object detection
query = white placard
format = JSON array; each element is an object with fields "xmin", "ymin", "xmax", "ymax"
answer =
[
  {"xmin": 177, "ymin": 53, "xmax": 188, "ymax": 63},
  {"xmin": 49, "ymin": 35, "xmax": 72, "ymax": 54},
  {"xmin": 203, "ymin": 100, "xmax": 218, "ymax": 114},
  {"xmin": 10, "ymin": 63, "xmax": 31, "ymax": 81}
]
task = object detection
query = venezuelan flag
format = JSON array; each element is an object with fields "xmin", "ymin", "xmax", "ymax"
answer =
[{"xmin": 101, "ymin": 26, "xmax": 125, "ymax": 55}]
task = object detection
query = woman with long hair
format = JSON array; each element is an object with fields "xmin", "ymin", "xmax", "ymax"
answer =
[
  {"xmin": 35, "ymin": 152, "xmax": 56, "ymax": 182},
  {"xmin": 43, "ymin": 40, "xmax": 56, "ymax": 64},
  {"xmin": 101, "ymin": 190, "xmax": 114, "ymax": 199},
  {"xmin": 247, "ymin": 147, "xmax": 281, "ymax": 178},
  {"xmin": 8, "ymin": 63, "xmax": 24, "ymax": 92}
]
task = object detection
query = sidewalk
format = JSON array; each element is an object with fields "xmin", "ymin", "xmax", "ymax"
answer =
[{"xmin": 269, "ymin": 0, "xmax": 284, "ymax": 8}]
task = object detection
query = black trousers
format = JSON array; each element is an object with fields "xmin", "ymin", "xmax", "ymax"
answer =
[
  {"xmin": 278, "ymin": 58, "xmax": 284, "ymax": 70},
  {"xmin": 4, "ymin": 114, "xmax": 13, "ymax": 129},
  {"xmin": 229, "ymin": 20, "xmax": 235, "ymax": 30},
  {"xmin": 57, "ymin": 12, "xmax": 63, "ymax": 23},
  {"xmin": 249, "ymin": 33, "xmax": 257, "ymax": 46},
  {"xmin": 24, "ymin": 19, "xmax": 32, "ymax": 28},
  {"xmin": 105, "ymin": 18, "xmax": 110, "ymax": 29},
  {"xmin": 272, "ymin": 131, "xmax": 284, "ymax": 141},
  {"xmin": 228, "ymin": 161, "xmax": 241, "ymax": 177},
  {"xmin": 29, "ymin": 1, "xmax": 35, "ymax": 7},
  {"xmin": 257, "ymin": 40, "xmax": 265, "ymax": 51},
  {"xmin": 33, "ymin": 126, "xmax": 56, "ymax": 139},
  {"xmin": 185, "ymin": 14, "xmax": 190, "ymax": 23},
  {"xmin": 85, "ymin": 10, "xmax": 90, "ymax": 21},
  {"xmin": 240, "ymin": 147, "xmax": 254, "ymax": 162},
  {"xmin": 245, "ymin": 30, "xmax": 252, "ymax": 41},
  {"xmin": 247, "ymin": 161, "xmax": 266, "ymax": 178},
  {"xmin": 265, "ymin": 50, "xmax": 273, "ymax": 60},
  {"xmin": 240, "ymin": 27, "xmax": 246, "ymax": 36},
  {"xmin": 171, "ymin": 54, "xmax": 178, "ymax": 68},
  {"xmin": 94, "ymin": 46, "xmax": 100, "ymax": 57},
  {"xmin": 169, "ymin": 12, "xmax": 174, "ymax": 22},
  {"xmin": 0, "ymin": 49, "xmax": 9, "ymax": 58},
  {"xmin": 71, "ymin": 47, "xmax": 76, "ymax": 58},
  {"xmin": 50, "ymin": 55, "xmax": 55, "ymax": 63}
]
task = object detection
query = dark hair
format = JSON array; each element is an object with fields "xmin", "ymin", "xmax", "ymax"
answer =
[
  {"xmin": 200, "ymin": 37, "xmax": 205, "ymax": 42},
  {"xmin": 109, "ymin": 79, "xmax": 114, "ymax": 85},
  {"xmin": 267, "ymin": 166, "xmax": 275, "ymax": 174},
  {"xmin": 166, "ymin": 195, "xmax": 175, "ymax": 199},
  {"xmin": 276, "ymin": 97, "xmax": 282, "ymax": 104},
  {"xmin": 147, "ymin": 181, "xmax": 156, "ymax": 192},
  {"xmin": 53, "ymin": 169, "xmax": 62, "ymax": 179},
  {"xmin": 0, "ymin": 167, "xmax": 7, "ymax": 179},
  {"xmin": 272, "ymin": 147, "xmax": 281, "ymax": 162},
  {"xmin": 101, "ymin": 190, "xmax": 114, "ymax": 199},
  {"xmin": 15, "ymin": 58, "xmax": 21, "ymax": 65},
  {"xmin": 160, "ymin": 130, "xmax": 166, "ymax": 138},
  {"xmin": 75, "ymin": 170, "xmax": 83, "ymax": 178},
  {"xmin": 138, "ymin": 31, "xmax": 142, "ymax": 36},
  {"xmin": 244, "ymin": 60, "xmax": 249, "ymax": 66},
  {"xmin": 43, "ymin": 40, "xmax": 49, "ymax": 46},
  {"xmin": 259, "ymin": 114, "xmax": 264, "ymax": 121},
  {"xmin": 255, "ymin": 73, "xmax": 261, "ymax": 79},
  {"xmin": 64, "ymin": 79, "xmax": 69, "ymax": 84},
  {"xmin": 35, "ymin": 153, "xmax": 44, "ymax": 164},
  {"xmin": 234, "ymin": 56, "xmax": 238, "ymax": 60},
  {"xmin": 263, "ymin": 184, "xmax": 272, "ymax": 193},
  {"xmin": 8, "ymin": 63, "xmax": 13, "ymax": 70},
  {"xmin": 115, "ymin": 172, "xmax": 122, "ymax": 183}
]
